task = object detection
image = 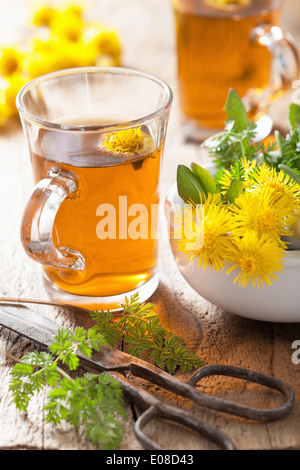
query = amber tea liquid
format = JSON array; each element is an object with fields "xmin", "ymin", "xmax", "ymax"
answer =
[
  {"xmin": 174, "ymin": 0, "xmax": 280, "ymax": 131},
  {"xmin": 31, "ymin": 116, "xmax": 162, "ymax": 299}
]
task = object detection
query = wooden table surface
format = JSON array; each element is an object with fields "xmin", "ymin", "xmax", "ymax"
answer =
[{"xmin": 0, "ymin": 0, "xmax": 300, "ymax": 451}]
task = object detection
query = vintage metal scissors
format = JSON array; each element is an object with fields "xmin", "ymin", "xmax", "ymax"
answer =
[{"xmin": 0, "ymin": 302, "xmax": 295, "ymax": 450}]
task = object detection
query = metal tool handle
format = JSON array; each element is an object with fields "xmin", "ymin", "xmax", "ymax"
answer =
[
  {"xmin": 187, "ymin": 365, "xmax": 295, "ymax": 422},
  {"xmin": 135, "ymin": 404, "xmax": 236, "ymax": 451},
  {"xmin": 124, "ymin": 362, "xmax": 294, "ymax": 423},
  {"xmin": 108, "ymin": 371, "xmax": 236, "ymax": 451}
]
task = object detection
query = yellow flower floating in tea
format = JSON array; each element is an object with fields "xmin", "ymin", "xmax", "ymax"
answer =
[
  {"xmin": 175, "ymin": 158, "xmax": 300, "ymax": 289},
  {"xmin": 0, "ymin": 2, "xmax": 122, "ymax": 124},
  {"xmin": 103, "ymin": 127, "xmax": 155, "ymax": 157}
]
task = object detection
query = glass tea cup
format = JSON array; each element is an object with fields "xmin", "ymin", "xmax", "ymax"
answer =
[
  {"xmin": 16, "ymin": 67, "xmax": 173, "ymax": 310},
  {"xmin": 173, "ymin": 0, "xmax": 300, "ymax": 141}
]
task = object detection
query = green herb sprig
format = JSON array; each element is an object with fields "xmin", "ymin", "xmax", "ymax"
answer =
[
  {"xmin": 9, "ymin": 327, "xmax": 126, "ymax": 450},
  {"xmin": 90, "ymin": 293, "xmax": 203, "ymax": 374},
  {"xmin": 8, "ymin": 294, "xmax": 203, "ymax": 449},
  {"xmin": 197, "ymin": 88, "xmax": 300, "ymax": 188},
  {"xmin": 264, "ymin": 103, "xmax": 300, "ymax": 175},
  {"xmin": 202, "ymin": 90, "xmax": 293, "ymax": 169}
]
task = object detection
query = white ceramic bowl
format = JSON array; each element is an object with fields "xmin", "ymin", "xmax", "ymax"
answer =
[{"xmin": 164, "ymin": 182, "xmax": 300, "ymax": 323}]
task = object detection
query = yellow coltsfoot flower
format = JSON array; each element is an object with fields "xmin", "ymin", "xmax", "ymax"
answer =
[
  {"xmin": 249, "ymin": 164, "xmax": 300, "ymax": 202},
  {"xmin": 231, "ymin": 185, "xmax": 300, "ymax": 246},
  {"xmin": 226, "ymin": 230, "xmax": 284, "ymax": 289},
  {"xmin": 175, "ymin": 193, "xmax": 236, "ymax": 272},
  {"xmin": 103, "ymin": 127, "xmax": 154, "ymax": 157}
]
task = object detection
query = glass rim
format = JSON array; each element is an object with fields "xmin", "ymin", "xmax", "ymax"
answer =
[{"xmin": 16, "ymin": 66, "xmax": 173, "ymax": 132}]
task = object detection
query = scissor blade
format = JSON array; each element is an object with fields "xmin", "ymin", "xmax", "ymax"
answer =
[
  {"xmin": 0, "ymin": 304, "xmax": 155, "ymax": 373},
  {"xmin": 0, "ymin": 303, "xmax": 195, "ymax": 389},
  {"xmin": 0, "ymin": 305, "xmax": 58, "ymax": 348}
]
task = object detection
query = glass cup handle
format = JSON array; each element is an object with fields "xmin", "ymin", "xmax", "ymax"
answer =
[
  {"xmin": 20, "ymin": 172, "xmax": 85, "ymax": 272},
  {"xmin": 244, "ymin": 24, "xmax": 300, "ymax": 115}
]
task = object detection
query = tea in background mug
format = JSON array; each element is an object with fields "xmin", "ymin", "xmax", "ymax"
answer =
[
  {"xmin": 16, "ymin": 67, "xmax": 172, "ymax": 310},
  {"xmin": 173, "ymin": 0, "xmax": 300, "ymax": 141}
]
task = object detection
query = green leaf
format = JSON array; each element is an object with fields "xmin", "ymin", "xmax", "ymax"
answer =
[
  {"xmin": 278, "ymin": 164, "xmax": 300, "ymax": 185},
  {"xmin": 224, "ymin": 88, "xmax": 249, "ymax": 132},
  {"xmin": 289, "ymin": 103, "xmax": 300, "ymax": 130},
  {"xmin": 177, "ymin": 164, "xmax": 205, "ymax": 204},
  {"xmin": 224, "ymin": 179, "xmax": 244, "ymax": 203},
  {"xmin": 49, "ymin": 328, "xmax": 73, "ymax": 357},
  {"xmin": 44, "ymin": 374, "xmax": 126, "ymax": 450},
  {"xmin": 22, "ymin": 351, "xmax": 54, "ymax": 368},
  {"xmin": 190, "ymin": 162, "xmax": 217, "ymax": 195},
  {"xmin": 71, "ymin": 327, "xmax": 87, "ymax": 344},
  {"xmin": 90, "ymin": 311, "xmax": 122, "ymax": 346},
  {"xmin": 275, "ymin": 130, "xmax": 286, "ymax": 159},
  {"xmin": 87, "ymin": 328, "xmax": 107, "ymax": 351},
  {"xmin": 60, "ymin": 351, "xmax": 79, "ymax": 371}
]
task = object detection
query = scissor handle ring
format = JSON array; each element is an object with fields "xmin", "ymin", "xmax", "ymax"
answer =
[
  {"xmin": 187, "ymin": 365, "xmax": 295, "ymax": 422},
  {"xmin": 134, "ymin": 403, "xmax": 236, "ymax": 450},
  {"xmin": 135, "ymin": 406, "xmax": 163, "ymax": 450}
]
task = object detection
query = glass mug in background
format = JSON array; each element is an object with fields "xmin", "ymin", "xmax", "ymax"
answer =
[
  {"xmin": 16, "ymin": 67, "xmax": 172, "ymax": 310},
  {"xmin": 173, "ymin": 0, "xmax": 300, "ymax": 141}
]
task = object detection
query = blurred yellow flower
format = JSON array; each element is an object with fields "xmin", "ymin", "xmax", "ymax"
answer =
[
  {"xmin": 0, "ymin": 2, "xmax": 122, "ymax": 125},
  {"xmin": 88, "ymin": 29, "xmax": 121, "ymax": 66},
  {"xmin": 0, "ymin": 47, "xmax": 24, "ymax": 77},
  {"xmin": 49, "ymin": 11, "xmax": 84, "ymax": 43},
  {"xmin": 1, "ymin": 73, "xmax": 28, "ymax": 117},
  {"xmin": 24, "ymin": 35, "xmax": 97, "ymax": 78},
  {"xmin": 83, "ymin": 22, "xmax": 121, "ymax": 66},
  {"xmin": 29, "ymin": 33, "xmax": 60, "ymax": 54},
  {"xmin": 32, "ymin": 6, "xmax": 59, "ymax": 27},
  {"xmin": 64, "ymin": 4, "xmax": 84, "ymax": 19},
  {"xmin": 0, "ymin": 103, "xmax": 9, "ymax": 126}
]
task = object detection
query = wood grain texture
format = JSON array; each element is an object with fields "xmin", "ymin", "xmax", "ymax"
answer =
[{"xmin": 0, "ymin": 0, "xmax": 300, "ymax": 451}]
